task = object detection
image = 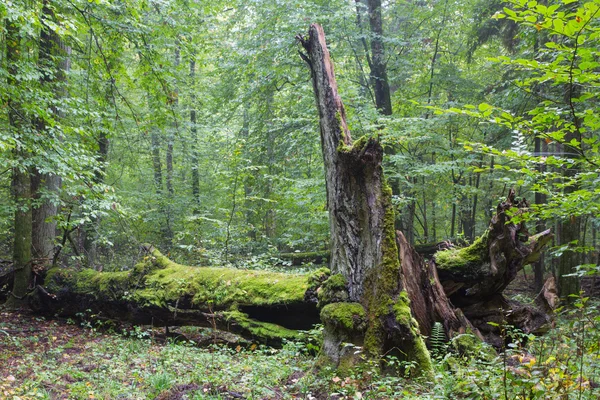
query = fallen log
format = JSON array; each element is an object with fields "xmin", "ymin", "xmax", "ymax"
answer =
[{"xmin": 35, "ymin": 245, "xmax": 328, "ymax": 346}]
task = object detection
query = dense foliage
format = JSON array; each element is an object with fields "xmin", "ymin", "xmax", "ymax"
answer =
[{"xmin": 1, "ymin": 0, "xmax": 600, "ymax": 398}]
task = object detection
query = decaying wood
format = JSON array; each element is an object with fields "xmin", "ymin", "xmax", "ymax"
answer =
[
  {"xmin": 427, "ymin": 189, "xmax": 554, "ymax": 345},
  {"xmin": 397, "ymin": 231, "xmax": 478, "ymax": 340},
  {"xmin": 34, "ymin": 245, "xmax": 323, "ymax": 346},
  {"xmin": 299, "ymin": 23, "xmax": 433, "ymax": 373}
]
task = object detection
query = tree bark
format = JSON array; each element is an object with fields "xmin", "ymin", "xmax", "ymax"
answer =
[
  {"xmin": 190, "ymin": 57, "xmax": 200, "ymax": 209},
  {"xmin": 5, "ymin": 14, "xmax": 33, "ymax": 309},
  {"xmin": 298, "ymin": 24, "xmax": 432, "ymax": 374},
  {"xmin": 557, "ymin": 85, "xmax": 581, "ymax": 298},
  {"xmin": 366, "ymin": 0, "xmax": 392, "ymax": 115}
]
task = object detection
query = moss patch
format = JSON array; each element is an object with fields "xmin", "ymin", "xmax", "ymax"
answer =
[
  {"xmin": 338, "ymin": 134, "xmax": 371, "ymax": 153},
  {"xmin": 451, "ymin": 333, "xmax": 497, "ymax": 361},
  {"xmin": 434, "ymin": 230, "xmax": 490, "ymax": 275},
  {"xmin": 45, "ymin": 268, "xmax": 131, "ymax": 300},
  {"xmin": 320, "ymin": 302, "xmax": 366, "ymax": 332},
  {"xmin": 224, "ymin": 309, "xmax": 300, "ymax": 342},
  {"xmin": 317, "ymin": 273, "xmax": 349, "ymax": 305}
]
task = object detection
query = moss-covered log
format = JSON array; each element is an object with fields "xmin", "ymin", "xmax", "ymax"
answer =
[{"xmin": 35, "ymin": 245, "xmax": 326, "ymax": 346}]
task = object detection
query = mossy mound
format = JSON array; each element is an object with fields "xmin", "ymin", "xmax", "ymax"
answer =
[
  {"xmin": 317, "ymin": 274, "xmax": 349, "ymax": 305},
  {"xmin": 320, "ymin": 302, "xmax": 366, "ymax": 332}
]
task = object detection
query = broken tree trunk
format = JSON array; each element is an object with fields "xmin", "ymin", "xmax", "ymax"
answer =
[
  {"xmin": 297, "ymin": 24, "xmax": 553, "ymax": 368},
  {"xmin": 35, "ymin": 245, "xmax": 326, "ymax": 346},
  {"xmin": 429, "ymin": 190, "xmax": 554, "ymax": 347},
  {"xmin": 298, "ymin": 24, "xmax": 434, "ymax": 374}
]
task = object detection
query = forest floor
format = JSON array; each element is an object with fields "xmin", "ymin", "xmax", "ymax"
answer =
[{"xmin": 1, "ymin": 272, "xmax": 599, "ymax": 399}]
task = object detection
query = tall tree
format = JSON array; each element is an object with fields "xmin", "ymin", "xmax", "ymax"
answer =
[
  {"xmin": 6, "ymin": 14, "xmax": 33, "ymax": 308},
  {"xmin": 32, "ymin": 0, "xmax": 70, "ymax": 269}
]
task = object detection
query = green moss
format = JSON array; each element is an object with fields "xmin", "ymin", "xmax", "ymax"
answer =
[
  {"xmin": 338, "ymin": 134, "xmax": 371, "ymax": 153},
  {"xmin": 224, "ymin": 309, "xmax": 300, "ymax": 342},
  {"xmin": 320, "ymin": 302, "xmax": 366, "ymax": 332},
  {"xmin": 46, "ymin": 248, "xmax": 311, "ymax": 310},
  {"xmin": 45, "ymin": 268, "xmax": 131, "ymax": 300},
  {"xmin": 131, "ymin": 248, "xmax": 310, "ymax": 308},
  {"xmin": 434, "ymin": 231, "xmax": 490, "ymax": 274},
  {"xmin": 317, "ymin": 273, "xmax": 349, "ymax": 305},
  {"xmin": 307, "ymin": 267, "xmax": 330, "ymax": 287},
  {"xmin": 392, "ymin": 291, "xmax": 416, "ymax": 327},
  {"xmin": 359, "ymin": 179, "xmax": 434, "ymax": 376}
]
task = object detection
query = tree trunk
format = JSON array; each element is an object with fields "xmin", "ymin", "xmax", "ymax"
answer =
[
  {"xmin": 32, "ymin": 0, "xmax": 70, "ymax": 270},
  {"xmin": 5, "ymin": 14, "xmax": 33, "ymax": 309},
  {"xmin": 534, "ymin": 136, "xmax": 547, "ymax": 292},
  {"xmin": 190, "ymin": 57, "xmax": 200, "ymax": 209},
  {"xmin": 8, "ymin": 167, "xmax": 33, "ymax": 309},
  {"xmin": 297, "ymin": 24, "xmax": 432, "ymax": 374},
  {"xmin": 557, "ymin": 86, "xmax": 581, "ymax": 298},
  {"xmin": 366, "ymin": 0, "xmax": 392, "ymax": 115}
]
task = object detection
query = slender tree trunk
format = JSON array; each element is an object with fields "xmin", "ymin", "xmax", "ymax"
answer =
[
  {"xmin": 366, "ymin": 0, "xmax": 392, "ymax": 115},
  {"xmin": 33, "ymin": 1, "xmax": 71, "ymax": 269},
  {"xmin": 557, "ymin": 86, "xmax": 581, "ymax": 298},
  {"xmin": 163, "ymin": 47, "xmax": 179, "ymax": 248},
  {"xmin": 6, "ymin": 19, "xmax": 33, "ymax": 308},
  {"xmin": 534, "ymin": 136, "xmax": 547, "ymax": 292},
  {"xmin": 190, "ymin": 57, "xmax": 200, "ymax": 209}
]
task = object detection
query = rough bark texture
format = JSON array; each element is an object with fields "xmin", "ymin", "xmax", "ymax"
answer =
[
  {"xmin": 5, "ymin": 15, "xmax": 33, "ymax": 309},
  {"xmin": 298, "ymin": 24, "xmax": 432, "ymax": 374},
  {"xmin": 36, "ymin": 245, "xmax": 324, "ymax": 346},
  {"xmin": 298, "ymin": 24, "xmax": 383, "ymax": 302},
  {"xmin": 8, "ymin": 167, "xmax": 33, "ymax": 309}
]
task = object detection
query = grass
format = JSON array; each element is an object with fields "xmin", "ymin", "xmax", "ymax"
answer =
[{"xmin": 1, "ymin": 298, "xmax": 599, "ymax": 399}]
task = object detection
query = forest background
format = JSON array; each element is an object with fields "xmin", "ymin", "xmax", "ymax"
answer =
[{"xmin": 1, "ymin": 0, "xmax": 599, "ymax": 300}]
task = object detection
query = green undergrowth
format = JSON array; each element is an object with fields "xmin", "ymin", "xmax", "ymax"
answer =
[{"xmin": 2, "ymin": 298, "xmax": 599, "ymax": 399}]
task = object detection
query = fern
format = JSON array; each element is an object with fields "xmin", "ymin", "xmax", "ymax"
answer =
[{"xmin": 430, "ymin": 321, "xmax": 448, "ymax": 359}]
